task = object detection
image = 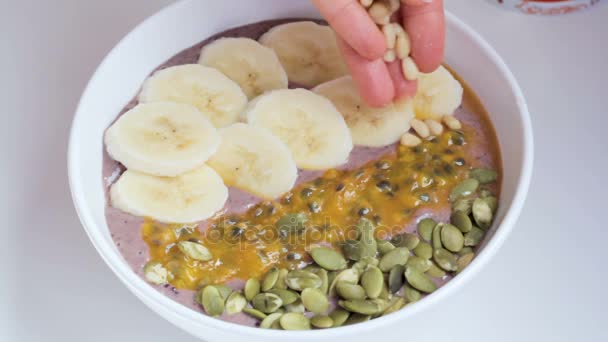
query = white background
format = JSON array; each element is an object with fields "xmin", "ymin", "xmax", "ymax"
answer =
[{"xmin": 1, "ymin": 0, "xmax": 607, "ymax": 341}]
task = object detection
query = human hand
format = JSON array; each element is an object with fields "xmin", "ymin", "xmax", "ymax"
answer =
[{"xmin": 312, "ymin": 0, "xmax": 445, "ymax": 107}]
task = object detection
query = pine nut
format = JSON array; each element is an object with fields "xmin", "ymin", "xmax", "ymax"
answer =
[
  {"xmin": 425, "ymin": 119, "xmax": 444, "ymax": 136},
  {"xmin": 395, "ymin": 30, "xmax": 411, "ymax": 59},
  {"xmin": 368, "ymin": 2, "xmax": 391, "ymax": 25},
  {"xmin": 384, "ymin": 49, "xmax": 397, "ymax": 63},
  {"xmin": 385, "ymin": 0, "xmax": 401, "ymax": 13},
  {"xmin": 443, "ymin": 115, "xmax": 462, "ymax": 130},
  {"xmin": 402, "ymin": 57, "xmax": 419, "ymax": 81},
  {"xmin": 411, "ymin": 119, "xmax": 430, "ymax": 138},
  {"xmin": 382, "ymin": 24, "xmax": 397, "ymax": 50},
  {"xmin": 401, "ymin": 133, "xmax": 422, "ymax": 147},
  {"xmin": 360, "ymin": 0, "xmax": 374, "ymax": 8}
]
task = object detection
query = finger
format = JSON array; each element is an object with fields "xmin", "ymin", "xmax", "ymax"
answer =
[
  {"xmin": 312, "ymin": 0, "xmax": 386, "ymax": 60},
  {"xmin": 337, "ymin": 37, "xmax": 395, "ymax": 107},
  {"xmin": 401, "ymin": 0, "xmax": 445, "ymax": 73},
  {"xmin": 386, "ymin": 60, "xmax": 418, "ymax": 100}
]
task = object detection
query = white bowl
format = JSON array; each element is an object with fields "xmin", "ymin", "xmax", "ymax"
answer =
[{"xmin": 68, "ymin": 0, "xmax": 533, "ymax": 341}]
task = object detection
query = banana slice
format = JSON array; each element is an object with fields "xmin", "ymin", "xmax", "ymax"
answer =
[
  {"xmin": 139, "ymin": 64, "xmax": 248, "ymax": 127},
  {"xmin": 105, "ymin": 102, "xmax": 220, "ymax": 177},
  {"xmin": 245, "ymin": 89, "xmax": 353, "ymax": 170},
  {"xmin": 413, "ymin": 65, "xmax": 464, "ymax": 120},
  {"xmin": 208, "ymin": 123, "xmax": 297, "ymax": 199},
  {"xmin": 199, "ymin": 38, "xmax": 288, "ymax": 100},
  {"xmin": 110, "ymin": 165, "xmax": 228, "ymax": 224},
  {"xmin": 314, "ymin": 76, "xmax": 414, "ymax": 147},
  {"xmin": 259, "ymin": 21, "xmax": 348, "ymax": 88}
]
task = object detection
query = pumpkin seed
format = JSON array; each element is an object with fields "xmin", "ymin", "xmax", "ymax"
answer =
[
  {"xmin": 336, "ymin": 282, "xmax": 367, "ymax": 300},
  {"xmin": 470, "ymin": 168, "xmax": 498, "ymax": 184},
  {"xmin": 378, "ymin": 247, "xmax": 409, "ymax": 272},
  {"xmin": 377, "ymin": 239, "xmax": 396, "ymax": 254},
  {"xmin": 339, "ymin": 299, "xmax": 386, "ymax": 315},
  {"xmin": 457, "ymin": 252, "xmax": 475, "ymax": 272},
  {"xmin": 451, "ymin": 211, "xmax": 473, "ymax": 233},
  {"xmin": 286, "ymin": 270, "xmax": 322, "ymax": 291},
  {"xmin": 432, "ymin": 223, "xmax": 444, "ymax": 249},
  {"xmin": 433, "ymin": 248, "xmax": 458, "ymax": 271},
  {"xmin": 177, "ymin": 241, "xmax": 213, "ymax": 261},
  {"xmin": 280, "ymin": 313, "xmax": 311, "ymax": 330},
  {"xmin": 244, "ymin": 278, "xmax": 260, "ymax": 301},
  {"xmin": 453, "ymin": 198, "xmax": 473, "ymax": 215},
  {"xmin": 252, "ymin": 293, "xmax": 283, "ymax": 313},
  {"xmin": 388, "ymin": 265, "xmax": 405, "ymax": 294},
  {"xmin": 267, "ymin": 289, "xmax": 299, "ymax": 305},
  {"xmin": 311, "ymin": 315, "xmax": 334, "ymax": 329},
  {"xmin": 480, "ymin": 188, "xmax": 494, "ymax": 198},
  {"xmin": 275, "ymin": 269, "xmax": 288, "ymax": 290},
  {"xmin": 413, "ymin": 242, "xmax": 433, "ymax": 259},
  {"xmin": 361, "ymin": 266, "xmax": 384, "ymax": 299},
  {"xmin": 260, "ymin": 312, "xmax": 283, "ymax": 329},
  {"xmin": 406, "ymin": 256, "xmax": 432, "ymax": 272},
  {"xmin": 472, "ymin": 198, "xmax": 493, "ymax": 229},
  {"xmin": 464, "ymin": 226, "xmax": 485, "ymax": 247},
  {"xmin": 449, "ymin": 178, "xmax": 479, "ymax": 202},
  {"xmin": 214, "ymin": 285, "xmax": 233, "ymax": 302},
  {"xmin": 458, "ymin": 247, "xmax": 474, "ymax": 256},
  {"xmin": 352, "ymin": 256, "xmax": 379, "ymax": 273},
  {"xmin": 342, "ymin": 240, "xmax": 361, "ymax": 261},
  {"xmin": 357, "ymin": 218, "xmax": 376, "ymax": 242},
  {"xmin": 345, "ymin": 313, "xmax": 371, "ymax": 325},
  {"xmin": 143, "ymin": 261, "xmax": 171, "ymax": 285},
  {"xmin": 485, "ymin": 196, "xmax": 498, "ymax": 213},
  {"xmin": 242, "ymin": 307, "xmax": 267, "ymax": 320},
  {"xmin": 301, "ymin": 288, "xmax": 329, "ymax": 313},
  {"xmin": 383, "ymin": 297, "xmax": 405, "ymax": 315},
  {"xmin": 276, "ymin": 213, "xmax": 308, "ymax": 238},
  {"xmin": 327, "ymin": 270, "xmax": 338, "ymax": 289},
  {"xmin": 329, "ymin": 309, "xmax": 350, "ymax": 327},
  {"xmin": 403, "ymin": 285, "xmax": 422, "ymax": 303},
  {"xmin": 378, "ymin": 282, "xmax": 391, "ymax": 300},
  {"xmin": 441, "ymin": 224, "xmax": 465, "ymax": 252},
  {"xmin": 417, "ymin": 218, "xmax": 437, "ymax": 241},
  {"xmin": 426, "ymin": 262, "xmax": 446, "ymax": 278},
  {"xmin": 391, "ymin": 233, "xmax": 420, "ymax": 250},
  {"xmin": 404, "ymin": 267, "xmax": 437, "ymax": 293},
  {"xmin": 201, "ymin": 286, "xmax": 225, "ymax": 317},
  {"xmin": 312, "ymin": 268, "xmax": 329, "ymax": 294},
  {"xmin": 285, "ymin": 300, "xmax": 306, "ymax": 313},
  {"xmin": 329, "ymin": 268, "xmax": 360, "ymax": 295},
  {"xmin": 261, "ymin": 267, "xmax": 279, "ymax": 291},
  {"xmin": 225, "ymin": 291, "xmax": 247, "ymax": 314},
  {"xmin": 310, "ymin": 246, "xmax": 347, "ymax": 271}
]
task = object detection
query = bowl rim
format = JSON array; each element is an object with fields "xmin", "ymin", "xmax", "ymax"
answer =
[{"xmin": 68, "ymin": 2, "xmax": 534, "ymax": 338}]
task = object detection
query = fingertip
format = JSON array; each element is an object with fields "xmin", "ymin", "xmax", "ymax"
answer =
[
  {"xmin": 402, "ymin": 0, "xmax": 445, "ymax": 73},
  {"xmin": 387, "ymin": 60, "xmax": 418, "ymax": 100}
]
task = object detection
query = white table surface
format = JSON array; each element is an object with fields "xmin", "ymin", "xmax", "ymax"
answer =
[{"xmin": 2, "ymin": 0, "xmax": 607, "ymax": 341}]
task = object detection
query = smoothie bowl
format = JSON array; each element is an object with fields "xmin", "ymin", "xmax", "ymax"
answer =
[{"xmin": 68, "ymin": 0, "xmax": 533, "ymax": 341}]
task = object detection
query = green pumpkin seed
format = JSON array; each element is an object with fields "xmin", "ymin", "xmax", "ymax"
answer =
[
  {"xmin": 464, "ymin": 226, "xmax": 485, "ymax": 247},
  {"xmin": 352, "ymin": 256, "xmax": 379, "ymax": 273},
  {"xmin": 441, "ymin": 224, "xmax": 465, "ymax": 252},
  {"xmin": 336, "ymin": 282, "xmax": 367, "ymax": 300},
  {"xmin": 280, "ymin": 313, "xmax": 311, "ymax": 330},
  {"xmin": 405, "ymin": 267, "xmax": 437, "ymax": 293},
  {"xmin": 267, "ymin": 289, "xmax": 299, "ymax": 305},
  {"xmin": 201, "ymin": 286, "xmax": 225, "ymax": 317},
  {"xmin": 329, "ymin": 268, "xmax": 360, "ymax": 295},
  {"xmin": 425, "ymin": 262, "xmax": 446, "ymax": 278},
  {"xmin": 312, "ymin": 268, "xmax": 329, "ymax": 294},
  {"xmin": 342, "ymin": 240, "xmax": 362, "ymax": 261},
  {"xmin": 345, "ymin": 313, "xmax": 371, "ymax": 325},
  {"xmin": 451, "ymin": 211, "xmax": 473, "ymax": 233},
  {"xmin": 377, "ymin": 239, "xmax": 396, "ymax": 254},
  {"xmin": 252, "ymin": 293, "xmax": 283, "ymax": 313},
  {"xmin": 143, "ymin": 261, "xmax": 171, "ymax": 285},
  {"xmin": 301, "ymin": 288, "xmax": 329, "ymax": 313},
  {"xmin": 449, "ymin": 178, "xmax": 479, "ymax": 202},
  {"xmin": 433, "ymin": 248, "xmax": 458, "ymax": 271},
  {"xmin": 275, "ymin": 269, "xmax": 288, "ymax": 290},
  {"xmin": 383, "ymin": 297, "xmax": 405, "ymax": 315},
  {"xmin": 304, "ymin": 264, "xmax": 321, "ymax": 273},
  {"xmin": 406, "ymin": 256, "xmax": 432, "ymax": 272},
  {"xmin": 480, "ymin": 188, "xmax": 494, "ymax": 198},
  {"xmin": 378, "ymin": 247, "xmax": 409, "ymax": 272},
  {"xmin": 285, "ymin": 300, "xmax": 306, "ymax": 313},
  {"xmin": 417, "ymin": 218, "xmax": 437, "ymax": 242},
  {"xmin": 432, "ymin": 223, "xmax": 444, "ymax": 249},
  {"xmin": 310, "ymin": 246, "xmax": 347, "ymax": 271},
  {"xmin": 260, "ymin": 312, "xmax": 283, "ymax": 329},
  {"xmin": 391, "ymin": 233, "xmax": 420, "ymax": 250},
  {"xmin": 404, "ymin": 285, "xmax": 422, "ymax": 303},
  {"xmin": 361, "ymin": 266, "xmax": 384, "ymax": 299},
  {"xmin": 177, "ymin": 241, "xmax": 212, "ymax": 261},
  {"xmin": 378, "ymin": 282, "xmax": 391, "ymax": 300},
  {"xmin": 413, "ymin": 242, "xmax": 433, "ymax": 260},
  {"xmin": 244, "ymin": 278, "xmax": 260, "ymax": 301},
  {"xmin": 457, "ymin": 252, "xmax": 475, "ymax": 272},
  {"xmin": 225, "ymin": 291, "xmax": 246, "ymax": 314},
  {"xmin": 339, "ymin": 299, "xmax": 386, "ymax": 315},
  {"xmin": 213, "ymin": 285, "xmax": 232, "ymax": 303},
  {"xmin": 311, "ymin": 315, "xmax": 334, "ymax": 329},
  {"xmin": 261, "ymin": 267, "xmax": 279, "ymax": 291},
  {"xmin": 470, "ymin": 168, "xmax": 498, "ymax": 184},
  {"xmin": 286, "ymin": 270, "xmax": 322, "ymax": 291},
  {"xmin": 484, "ymin": 196, "xmax": 498, "ymax": 213},
  {"xmin": 388, "ymin": 265, "xmax": 405, "ymax": 294},
  {"xmin": 276, "ymin": 213, "xmax": 308, "ymax": 238},
  {"xmin": 327, "ymin": 271, "xmax": 338, "ymax": 289},
  {"xmin": 458, "ymin": 247, "xmax": 474, "ymax": 256},
  {"xmin": 472, "ymin": 198, "xmax": 493, "ymax": 229},
  {"xmin": 453, "ymin": 198, "xmax": 473, "ymax": 215},
  {"xmin": 357, "ymin": 218, "xmax": 375, "ymax": 242},
  {"xmin": 330, "ymin": 309, "xmax": 350, "ymax": 327},
  {"xmin": 242, "ymin": 307, "xmax": 267, "ymax": 320}
]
